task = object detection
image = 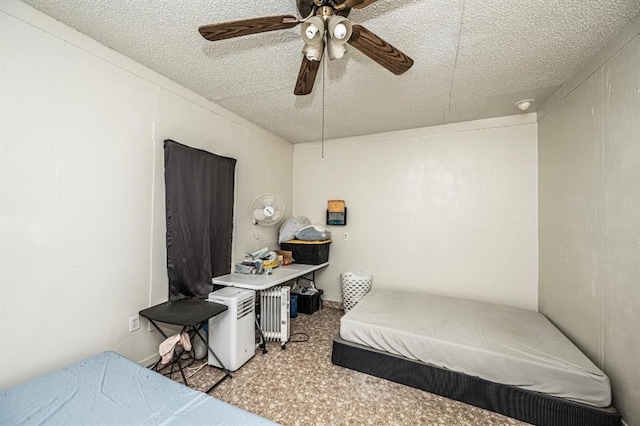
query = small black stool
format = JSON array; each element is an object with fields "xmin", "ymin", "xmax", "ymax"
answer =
[{"xmin": 139, "ymin": 298, "xmax": 232, "ymax": 392}]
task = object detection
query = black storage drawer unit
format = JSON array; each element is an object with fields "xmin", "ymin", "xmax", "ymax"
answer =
[
  {"xmin": 280, "ymin": 240, "xmax": 331, "ymax": 265},
  {"xmin": 296, "ymin": 289, "xmax": 323, "ymax": 314}
]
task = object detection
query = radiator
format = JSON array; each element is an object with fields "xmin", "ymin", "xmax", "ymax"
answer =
[{"xmin": 259, "ymin": 286, "xmax": 290, "ymax": 346}]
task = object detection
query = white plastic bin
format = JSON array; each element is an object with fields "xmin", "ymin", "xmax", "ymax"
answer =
[{"xmin": 341, "ymin": 270, "xmax": 373, "ymax": 312}]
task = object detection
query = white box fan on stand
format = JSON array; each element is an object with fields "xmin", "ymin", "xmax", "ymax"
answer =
[{"xmin": 250, "ymin": 193, "xmax": 291, "ymax": 349}]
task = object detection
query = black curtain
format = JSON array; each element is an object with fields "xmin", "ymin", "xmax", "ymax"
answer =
[{"xmin": 164, "ymin": 139, "xmax": 236, "ymax": 301}]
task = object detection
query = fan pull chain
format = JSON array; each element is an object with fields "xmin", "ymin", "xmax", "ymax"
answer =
[{"xmin": 321, "ymin": 49, "xmax": 326, "ymax": 159}]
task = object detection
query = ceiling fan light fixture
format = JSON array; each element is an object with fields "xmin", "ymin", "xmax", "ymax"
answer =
[
  {"xmin": 301, "ymin": 16, "xmax": 325, "ymax": 44},
  {"xmin": 305, "ymin": 24, "xmax": 319, "ymax": 39},
  {"xmin": 303, "ymin": 41, "xmax": 325, "ymax": 61},
  {"xmin": 333, "ymin": 23, "xmax": 348, "ymax": 39},
  {"xmin": 328, "ymin": 16, "xmax": 352, "ymax": 43},
  {"xmin": 327, "ymin": 39, "xmax": 348, "ymax": 60}
]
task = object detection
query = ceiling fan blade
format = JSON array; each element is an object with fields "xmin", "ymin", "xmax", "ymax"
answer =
[
  {"xmin": 297, "ymin": 0, "xmax": 314, "ymax": 18},
  {"xmin": 199, "ymin": 15, "xmax": 300, "ymax": 42},
  {"xmin": 294, "ymin": 55, "xmax": 322, "ymax": 96},
  {"xmin": 348, "ymin": 24, "xmax": 414, "ymax": 75},
  {"xmin": 342, "ymin": 0, "xmax": 378, "ymax": 9}
]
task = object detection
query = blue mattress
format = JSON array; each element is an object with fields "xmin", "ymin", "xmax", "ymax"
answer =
[{"xmin": 0, "ymin": 351, "xmax": 277, "ymax": 425}]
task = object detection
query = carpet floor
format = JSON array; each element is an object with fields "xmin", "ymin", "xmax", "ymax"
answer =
[{"xmin": 160, "ymin": 305, "xmax": 528, "ymax": 425}]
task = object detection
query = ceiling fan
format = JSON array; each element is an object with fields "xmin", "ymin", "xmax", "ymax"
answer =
[{"xmin": 198, "ymin": 0, "xmax": 414, "ymax": 96}]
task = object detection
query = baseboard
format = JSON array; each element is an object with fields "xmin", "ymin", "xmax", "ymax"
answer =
[
  {"xmin": 321, "ymin": 292, "xmax": 342, "ymax": 303},
  {"xmin": 322, "ymin": 300, "xmax": 344, "ymax": 310},
  {"xmin": 139, "ymin": 353, "xmax": 159, "ymax": 368}
]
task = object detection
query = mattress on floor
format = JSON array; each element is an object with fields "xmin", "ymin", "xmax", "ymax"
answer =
[
  {"xmin": 0, "ymin": 351, "xmax": 276, "ymax": 426},
  {"xmin": 340, "ymin": 288, "xmax": 611, "ymax": 408}
]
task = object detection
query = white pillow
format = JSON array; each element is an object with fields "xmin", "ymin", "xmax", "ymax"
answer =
[{"xmin": 278, "ymin": 216, "xmax": 311, "ymax": 243}]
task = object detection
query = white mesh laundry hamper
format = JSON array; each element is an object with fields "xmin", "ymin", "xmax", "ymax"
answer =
[{"xmin": 341, "ymin": 270, "xmax": 373, "ymax": 312}]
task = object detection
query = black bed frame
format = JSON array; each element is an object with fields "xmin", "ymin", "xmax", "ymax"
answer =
[{"xmin": 332, "ymin": 336, "xmax": 621, "ymax": 426}]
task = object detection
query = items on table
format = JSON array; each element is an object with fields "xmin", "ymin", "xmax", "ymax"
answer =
[{"xmin": 234, "ymin": 247, "xmax": 284, "ymax": 274}]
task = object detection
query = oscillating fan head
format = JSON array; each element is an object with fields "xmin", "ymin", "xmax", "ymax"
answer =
[{"xmin": 251, "ymin": 193, "xmax": 286, "ymax": 226}]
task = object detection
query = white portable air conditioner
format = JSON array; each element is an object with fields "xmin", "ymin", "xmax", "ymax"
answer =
[{"xmin": 207, "ymin": 287, "xmax": 256, "ymax": 371}]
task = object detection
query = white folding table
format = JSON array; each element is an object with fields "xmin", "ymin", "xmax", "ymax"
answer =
[{"xmin": 211, "ymin": 262, "xmax": 329, "ymax": 290}]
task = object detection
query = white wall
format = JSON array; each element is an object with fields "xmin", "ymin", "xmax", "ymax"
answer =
[
  {"xmin": 0, "ymin": 2, "xmax": 292, "ymax": 389},
  {"xmin": 293, "ymin": 116, "xmax": 539, "ymax": 310},
  {"xmin": 538, "ymin": 12, "xmax": 640, "ymax": 425}
]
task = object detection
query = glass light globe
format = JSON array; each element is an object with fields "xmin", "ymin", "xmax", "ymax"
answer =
[
  {"xmin": 305, "ymin": 24, "xmax": 319, "ymax": 39},
  {"xmin": 333, "ymin": 23, "xmax": 348, "ymax": 40}
]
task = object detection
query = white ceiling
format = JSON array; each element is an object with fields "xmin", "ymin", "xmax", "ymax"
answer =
[{"xmin": 21, "ymin": 0, "xmax": 640, "ymax": 143}]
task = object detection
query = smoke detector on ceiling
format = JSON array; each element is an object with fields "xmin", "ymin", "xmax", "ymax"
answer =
[{"xmin": 515, "ymin": 99, "xmax": 535, "ymax": 111}]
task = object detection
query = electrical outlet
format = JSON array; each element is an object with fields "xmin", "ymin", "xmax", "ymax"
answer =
[
  {"xmin": 343, "ymin": 232, "xmax": 349, "ymax": 240},
  {"xmin": 129, "ymin": 315, "xmax": 140, "ymax": 332}
]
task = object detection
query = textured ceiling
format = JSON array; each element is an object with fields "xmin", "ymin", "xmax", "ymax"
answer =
[{"xmin": 21, "ymin": 0, "xmax": 640, "ymax": 143}]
